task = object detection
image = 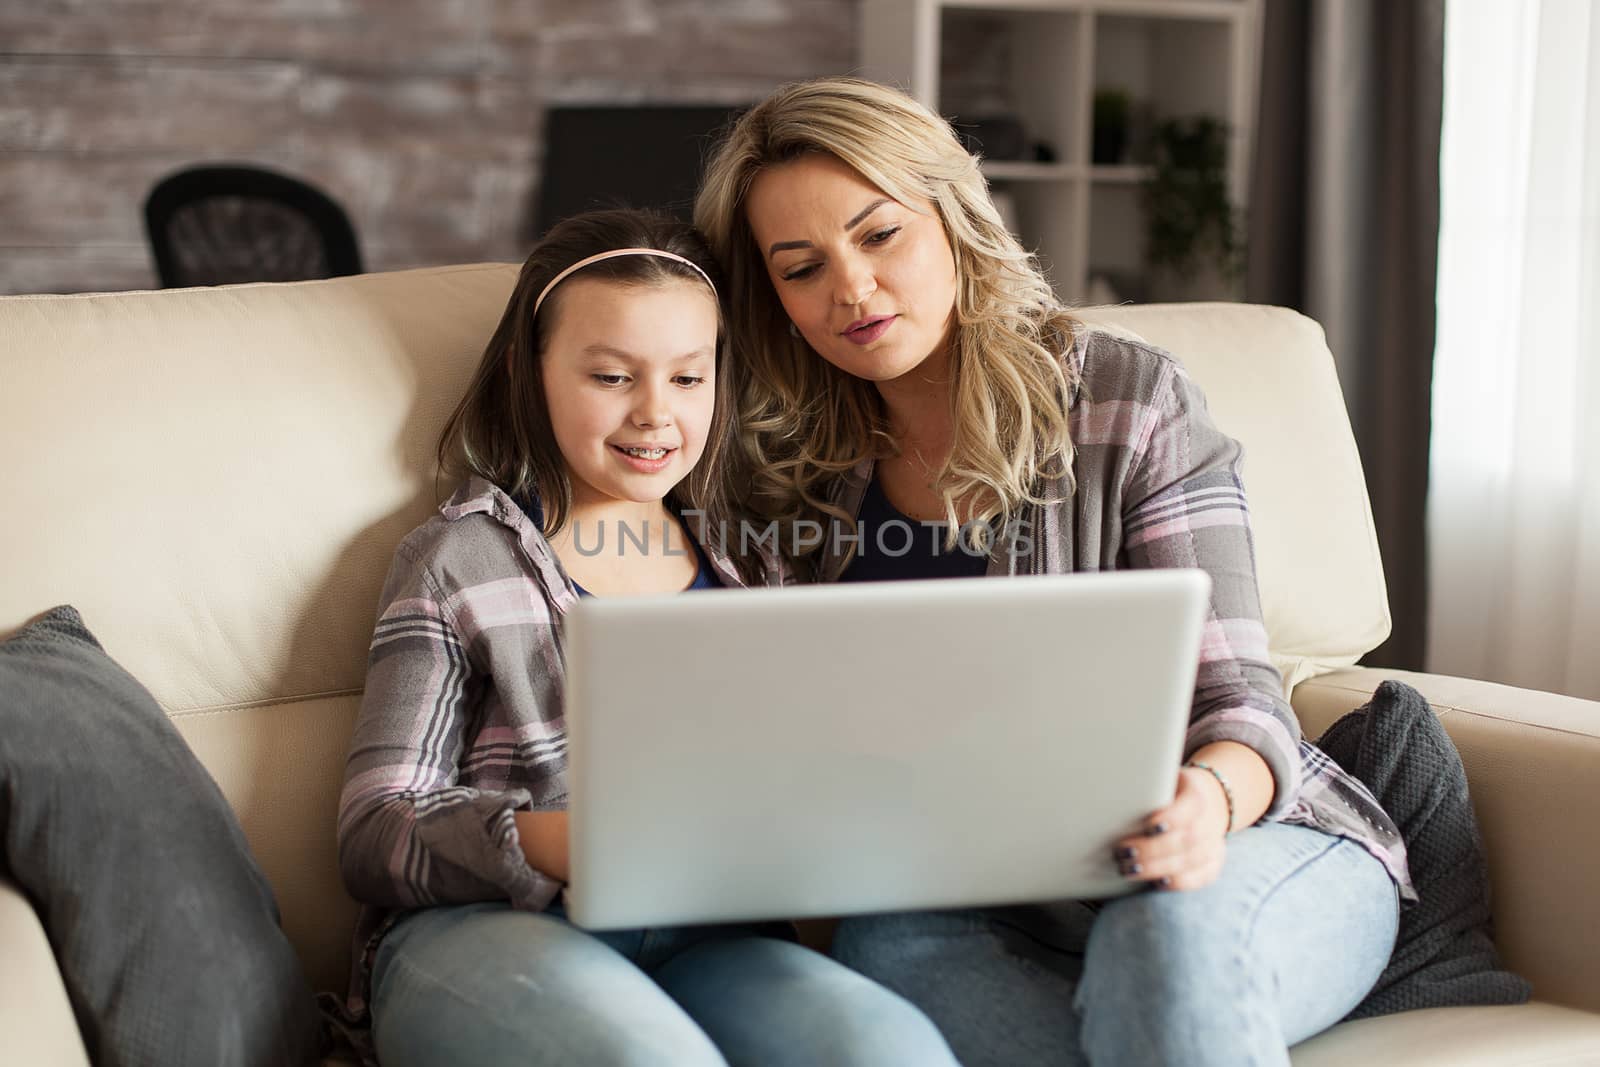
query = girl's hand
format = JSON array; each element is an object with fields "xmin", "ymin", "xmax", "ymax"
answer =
[
  {"xmin": 1110, "ymin": 765, "xmax": 1232, "ymax": 891},
  {"xmin": 514, "ymin": 810, "xmax": 571, "ymax": 883}
]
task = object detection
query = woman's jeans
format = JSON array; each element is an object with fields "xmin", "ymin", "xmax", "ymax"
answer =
[
  {"xmin": 369, "ymin": 901, "xmax": 958, "ymax": 1067},
  {"xmin": 832, "ymin": 823, "xmax": 1399, "ymax": 1067}
]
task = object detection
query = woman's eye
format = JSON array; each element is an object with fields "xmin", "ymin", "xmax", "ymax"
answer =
[
  {"xmin": 592, "ymin": 373, "xmax": 627, "ymax": 386},
  {"xmin": 781, "ymin": 263, "xmax": 820, "ymax": 282},
  {"xmin": 674, "ymin": 375, "xmax": 707, "ymax": 388},
  {"xmin": 866, "ymin": 225, "xmax": 901, "ymax": 245}
]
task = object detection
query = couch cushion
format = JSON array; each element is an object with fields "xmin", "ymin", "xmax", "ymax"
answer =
[
  {"xmin": 0, "ymin": 606, "xmax": 324, "ymax": 1066},
  {"xmin": 1289, "ymin": 1003, "xmax": 1600, "ymax": 1064},
  {"xmin": 170, "ymin": 692, "xmax": 363, "ymax": 997},
  {"xmin": 0, "ymin": 877, "xmax": 89, "ymax": 1067},
  {"xmin": 1076, "ymin": 304, "xmax": 1390, "ymax": 689},
  {"xmin": 0, "ymin": 265, "xmax": 519, "ymax": 996}
]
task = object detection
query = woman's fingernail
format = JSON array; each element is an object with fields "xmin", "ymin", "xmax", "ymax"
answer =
[
  {"xmin": 1157, "ymin": 876, "xmax": 1174, "ymax": 890},
  {"xmin": 1121, "ymin": 862, "xmax": 1143, "ymax": 877},
  {"xmin": 1144, "ymin": 821, "xmax": 1169, "ymax": 837},
  {"xmin": 1114, "ymin": 845, "xmax": 1138, "ymax": 861}
]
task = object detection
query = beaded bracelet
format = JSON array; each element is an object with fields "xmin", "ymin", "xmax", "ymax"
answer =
[{"xmin": 1184, "ymin": 759, "xmax": 1236, "ymax": 834}]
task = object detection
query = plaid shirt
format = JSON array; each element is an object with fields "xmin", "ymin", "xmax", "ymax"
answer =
[
  {"xmin": 334, "ymin": 480, "xmax": 775, "ymax": 1024},
  {"xmin": 815, "ymin": 327, "xmax": 1415, "ymax": 903}
]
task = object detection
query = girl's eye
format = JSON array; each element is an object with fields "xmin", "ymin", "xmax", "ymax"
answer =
[
  {"xmin": 674, "ymin": 375, "xmax": 707, "ymax": 388},
  {"xmin": 781, "ymin": 263, "xmax": 820, "ymax": 282},
  {"xmin": 592, "ymin": 373, "xmax": 627, "ymax": 386},
  {"xmin": 865, "ymin": 225, "xmax": 901, "ymax": 245}
]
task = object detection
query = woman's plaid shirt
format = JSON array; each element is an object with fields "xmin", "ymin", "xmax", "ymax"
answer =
[{"xmin": 812, "ymin": 328, "xmax": 1414, "ymax": 902}]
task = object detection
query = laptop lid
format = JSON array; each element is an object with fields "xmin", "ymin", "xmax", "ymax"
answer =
[{"xmin": 563, "ymin": 569, "xmax": 1210, "ymax": 929}]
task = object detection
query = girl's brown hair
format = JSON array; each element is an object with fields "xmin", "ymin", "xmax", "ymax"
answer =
[{"xmin": 436, "ymin": 208, "xmax": 733, "ymax": 536}]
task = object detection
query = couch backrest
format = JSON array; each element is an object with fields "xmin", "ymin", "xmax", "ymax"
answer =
[
  {"xmin": 0, "ymin": 264, "xmax": 519, "ymax": 994},
  {"xmin": 1074, "ymin": 303, "xmax": 1391, "ymax": 689},
  {"xmin": 0, "ymin": 268, "xmax": 1387, "ymax": 996}
]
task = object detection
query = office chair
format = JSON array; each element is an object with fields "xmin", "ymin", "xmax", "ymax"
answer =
[{"xmin": 144, "ymin": 164, "xmax": 363, "ymax": 288}]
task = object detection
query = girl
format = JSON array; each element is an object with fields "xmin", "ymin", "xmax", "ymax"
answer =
[
  {"xmin": 335, "ymin": 208, "xmax": 957, "ymax": 1067},
  {"xmin": 693, "ymin": 79, "xmax": 1414, "ymax": 1066}
]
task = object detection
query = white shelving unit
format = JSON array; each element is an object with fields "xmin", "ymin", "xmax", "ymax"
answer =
[{"xmin": 859, "ymin": 0, "xmax": 1262, "ymax": 303}]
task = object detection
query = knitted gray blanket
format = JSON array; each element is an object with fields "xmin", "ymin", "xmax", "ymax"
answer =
[{"xmin": 1315, "ymin": 680, "xmax": 1531, "ymax": 1018}]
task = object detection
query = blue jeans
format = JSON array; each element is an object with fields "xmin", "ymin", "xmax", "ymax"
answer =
[
  {"xmin": 831, "ymin": 823, "xmax": 1399, "ymax": 1067},
  {"xmin": 370, "ymin": 901, "xmax": 958, "ymax": 1067}
]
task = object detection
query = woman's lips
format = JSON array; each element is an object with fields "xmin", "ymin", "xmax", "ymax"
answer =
[{"xmin": 843, "ymin": 315, "xmax": 895, "ymax": 346}]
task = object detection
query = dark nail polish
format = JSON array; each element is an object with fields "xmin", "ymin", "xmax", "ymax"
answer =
[
  {"xmin": 1114, "ymin": 845, "xmax": 1138, "ymax": 861},
  {"xmin": 1121, "ymin": 862, "xmax": 1143, "ymax": 877},
  {"xmin": 1144, "ymin": 821, "xmax": 1169, "ymax": 837},
  {"xmin": 1157, "ymin": 876, "xmax": 1173, "ymax": 890}
]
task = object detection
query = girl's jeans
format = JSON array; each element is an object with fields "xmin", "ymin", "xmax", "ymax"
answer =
[
  {"xmin": 831, "ymin": 822, "xmax": 1399, "ymax": 1067},
  {"xmin": 369, "ymin": 901, "xmax": 958, "ymax": 1067}
]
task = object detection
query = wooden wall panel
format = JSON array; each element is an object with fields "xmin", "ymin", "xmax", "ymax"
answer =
[
  {"xmin": 0, "ymin": 59, "xmax": 304, "ymax": 154},
  {"xmin": 0, "ymin": 247, "xmax": 159, "ymax": 296},
  {"xmin": 0, "ymin": 0, "xmax": 857, "ymax": 295},
  {"xmin": 0, "ymin": 1, "xmax": 495, "ymax": 71},
  {"xmin": 1, "ymin": 153, "xmax": 214, "ymax": 245}
]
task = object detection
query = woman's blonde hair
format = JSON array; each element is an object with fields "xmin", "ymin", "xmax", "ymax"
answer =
[{"xmin": 693, "ymin": 77, "xmax": 1079, "ymax": 569}]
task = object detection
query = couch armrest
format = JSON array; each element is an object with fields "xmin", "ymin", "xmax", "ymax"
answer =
[
  {"xmin": 1291, "ymin": 667, "xmax": 1600, "ymax": 1014},
  {"xmin": 0, "ymin": 877, "xmax": 90, "ymax": 1067}
]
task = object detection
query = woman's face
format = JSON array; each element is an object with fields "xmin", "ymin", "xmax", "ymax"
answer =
[{"xmin": 744, "ymin": 153, "xmax": 958, "ymax": 384}]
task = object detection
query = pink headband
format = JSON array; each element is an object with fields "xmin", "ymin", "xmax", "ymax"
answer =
[{"xmin": 532, "ymin": 247, "xmax": 717, "ymax": 318}]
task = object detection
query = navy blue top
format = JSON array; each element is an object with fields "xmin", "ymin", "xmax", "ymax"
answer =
[
  {"xmin": 515, "ymin": 495, "xmax": 721, "ymax": 596},
  {"xmin": 838, "ymin": 475, "xmax": 991, "ymax": 583}
]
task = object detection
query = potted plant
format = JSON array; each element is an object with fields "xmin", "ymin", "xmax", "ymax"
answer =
[
  {"xmin": 1092, "ymin": 88, "xmax": 1133, "ymax": 165},
  {"xmin": 1141, "ymin": 116, "xmax": 1242, "ymax": 292}
]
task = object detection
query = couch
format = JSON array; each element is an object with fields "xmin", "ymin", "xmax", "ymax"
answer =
[{"xmin": 2, "ymin": 264, "xmax": 1597, "ymax": 1065}]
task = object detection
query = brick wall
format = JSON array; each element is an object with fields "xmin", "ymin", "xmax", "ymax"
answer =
[{"xmin": 0, "ymin": 0, "xmax": 859, "ymax": 295}]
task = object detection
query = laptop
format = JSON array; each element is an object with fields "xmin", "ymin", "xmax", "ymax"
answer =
[{"xmin": 562, "ymin": 569, "xmax": 1211, "ymax": 929}]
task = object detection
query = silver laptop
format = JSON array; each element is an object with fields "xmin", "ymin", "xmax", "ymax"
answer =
[{"xmin": 563, "ymin": 569, "xmax": 1211, "ymax": 930}]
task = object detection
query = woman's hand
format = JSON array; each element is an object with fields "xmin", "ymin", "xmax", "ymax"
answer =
[
  {"xmin": 1111, "ymin": 741, "xmax": 1276, "ymax": 891},
  {"xmin": 1110, "ymin": 764, "xmax": 1234, "ymax": 891}
]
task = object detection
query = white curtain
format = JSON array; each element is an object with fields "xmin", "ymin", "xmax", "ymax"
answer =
[{"xmin": 1427, "ymin": 0, "xmax": 1600, "ymax": 699}]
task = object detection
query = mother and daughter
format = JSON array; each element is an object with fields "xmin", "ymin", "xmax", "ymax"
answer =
[{"xmin": 335, "ymin": 77, "xmax": 1411, "ymax": 1066}]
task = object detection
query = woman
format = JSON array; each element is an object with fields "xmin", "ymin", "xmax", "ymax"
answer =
[{"xmin": 694, "ymin": 77, "xmax": 1414, "ymax": 1066}]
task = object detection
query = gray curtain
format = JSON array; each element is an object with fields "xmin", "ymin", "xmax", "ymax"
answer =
[{"xmin": 1247, "ymin": 0, "xmax": 1444, "ymax": 670}]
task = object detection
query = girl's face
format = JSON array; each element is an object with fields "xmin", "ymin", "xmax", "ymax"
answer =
[
  {"xmin": 540, "ymin": 276, "xmax": 719, "ymax": 511},
  {"xmin": 744, "ymin": 153, "xmax": 959, "ymax": 384}
]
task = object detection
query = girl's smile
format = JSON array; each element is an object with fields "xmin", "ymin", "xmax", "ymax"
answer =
[{"xmin": 611, "ymin": 443, "xmax": 677, "ymax": 473}]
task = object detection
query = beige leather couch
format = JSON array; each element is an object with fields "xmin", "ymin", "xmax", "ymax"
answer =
[{"xmin": 2, "ymin": 265, "xmax": 1596, "ymax": 1065}]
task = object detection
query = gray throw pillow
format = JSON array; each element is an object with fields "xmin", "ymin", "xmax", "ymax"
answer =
[
  {"xmin": 0, "ymin": 606, "xmax": 324, "ymax": 1067},
  {"xmin": 1316, "ymin": 679, "xmax": 1531, "ymax": 1019}
]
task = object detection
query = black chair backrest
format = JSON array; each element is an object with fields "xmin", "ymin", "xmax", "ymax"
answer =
[{"xmin": 144, "ymin": 165, "xmax": 362, "ymax": 288}]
